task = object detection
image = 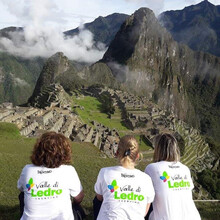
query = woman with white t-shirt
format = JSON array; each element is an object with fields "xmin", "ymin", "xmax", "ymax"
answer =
[
  {"xmin": 145, "ymin": 133, "xmax": 201, "ymax": 220},
  {"xmin": 17, "ymin": 131, "xmax": 84, "ymax": 220},
  {"xmin": 94, "ymin": 135, "xmax": 155, "ymax": 220}
]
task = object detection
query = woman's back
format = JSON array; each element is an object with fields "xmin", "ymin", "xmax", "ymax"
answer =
[
  {"xmin": 17, "ymin": 132, "xmax": 84, "ymax": 220},
  {"xmin": 18, "ymin": 164, "xmax": 82, "ymax": 220},
  {"xmin": 95, "ymin": 166, "xmax": 154, "ymax": 220},
  {"xmin": 145, "ymin": 161, "xmax": 201, "ymax": 220}
]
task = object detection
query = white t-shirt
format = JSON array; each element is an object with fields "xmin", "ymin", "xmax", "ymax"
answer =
[
  {"xmin": 17, "ymin": 164, "xmax": 83, "ymax": 220},
  {"xmin": 145, "ymin": 161, "xmax": 201, "ymax": 220},
  {"xmin": 94, "ymin": 166, "xmax": 155, "ymax": 220}
]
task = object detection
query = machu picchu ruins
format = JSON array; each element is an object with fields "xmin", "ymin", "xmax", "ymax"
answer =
[{"xmin": 0, "ymin": 83, "xmax": 216, "ymax": 172}]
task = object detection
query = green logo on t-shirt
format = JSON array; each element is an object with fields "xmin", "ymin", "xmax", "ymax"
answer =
[
  {"xmin": 29, "ymin": 179, "xmax": 63, "ymax": 198},
  {"xmin": 108, "ymin": 179, "xmax": 145, "ymax": 202},
  {"xmin": 160, "ymin": 171, "xmax": 190, "ymax": 189},
  {"xmin": 31, "ymin": 188, "xmax": 62, "ymax": 197}
]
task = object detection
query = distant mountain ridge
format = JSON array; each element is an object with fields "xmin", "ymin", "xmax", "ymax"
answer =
[
  {"xmin": 64, "ymin": 13, "xmax": 129, "ymax": 46},
  {"xmin": 160, "ymin": 0, "xmax": 220, "ymax": 57}
]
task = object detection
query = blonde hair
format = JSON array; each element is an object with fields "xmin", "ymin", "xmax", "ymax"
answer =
[
  {"xmin": 117, "ymin": 135, "xmax": 141, "ymax": 166},
  {"xmin": 153, "ymin": 133, "xmax": 180, "ymax": 162}
]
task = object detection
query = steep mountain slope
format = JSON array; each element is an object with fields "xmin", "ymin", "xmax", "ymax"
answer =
[
  {"xmin": 0, "ymin": 52, "xmax": 44, "ymax": 105},
  {"xmin": 28, "ymin": 52, "xmax": 86, "ymax": 105},
  {"xmin": 90, "ymin": 7, "xmax": 220, "ymax": 141},
  {"xmin": 64, "ymin": 13, "xmax": 129, "ymax": 46},
  {"xmin": 160, "ymin": 0, "xmax": 220, "ymax": 57}
]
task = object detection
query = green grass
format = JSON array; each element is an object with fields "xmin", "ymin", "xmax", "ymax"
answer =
[
  {"xmin": 134, "ymin": 135, "xmax": 152, "ymax": 151},
  {"xmin": 73, "ymin": 96, "xmax": 129, "ymax": 132},
  {"xmin": 0, "ymin": 122, "xmax": 21, "ymax": 139}
]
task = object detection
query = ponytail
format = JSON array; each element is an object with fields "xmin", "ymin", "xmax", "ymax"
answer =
[{"xmin": 117, "ymin": 135, "xmax": 141, "ymax": 166}]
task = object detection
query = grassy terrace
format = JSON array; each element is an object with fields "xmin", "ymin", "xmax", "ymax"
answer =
[{"xmin": 73, "ymin": 95, "xmax": 129, "ymax": 132}]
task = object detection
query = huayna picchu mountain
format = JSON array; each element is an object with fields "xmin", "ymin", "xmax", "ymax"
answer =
[
  {"xmin": 28, "ymin": 52, "xmax": 86, "ymax": 106},
  {"xmin": 88, "ymin": 7, "xmax": 220, "ymax": 142},
  {"xmin": 160, "ymin": 0, "xmax": 220, "ymax": 57}
]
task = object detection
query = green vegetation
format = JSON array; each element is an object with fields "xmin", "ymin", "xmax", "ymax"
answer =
[
  {"xmin": 97, "ymin": 92, "xmax": 115, "ymax": 116},
  {"xmin": 73, "ymin": 95, "xmax": 129, "ymax": 132},
  {"xmin": 198, "ymin": 169, "xmax": 220, "ymax": 200},
  {"xmin": 0, "ymin": 52, "xmax": 44, "ymax": 105},
  {"xmin": 196, "ymin": 202, "xmax": 220, "ymax": 220},
  {"xmin": 0, "ymin": 123, "xmax": 21, "ymax": 139}
]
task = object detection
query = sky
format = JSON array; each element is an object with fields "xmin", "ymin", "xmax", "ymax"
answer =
[
  {"xmin": 0, "ymin": 0, "xmax": 219, "ymax": 62},
  {"xmin": 0, "ymin": 0, "xmax": 219, "ymax": 31}
]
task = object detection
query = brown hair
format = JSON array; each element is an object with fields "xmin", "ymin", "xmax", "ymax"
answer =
[
  {"xmin": 31, "ymin": 131, "xmax": 72, "ymax": 168},
  {"xmin": 117, "ymin": 135, "xmax": 141, "ymax": 166},
  {"xmin": 153, "ymin": 133, "xmax": 180, "ymax": 162}
]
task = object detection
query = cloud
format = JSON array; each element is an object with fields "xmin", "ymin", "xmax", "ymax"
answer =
[{"xmin": 0, "ymin": 0, "xmax": 106, "ymax": 63}]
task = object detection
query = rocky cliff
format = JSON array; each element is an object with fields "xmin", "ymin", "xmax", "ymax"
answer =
[{"xmin": 93, "ymin": 7, "xmax": 220, "ymax": 141}]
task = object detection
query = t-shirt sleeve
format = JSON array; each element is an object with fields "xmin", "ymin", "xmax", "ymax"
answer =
[
  {"xmin": 94, "ymin": 168, "xmax": 104, "ymax": 195},
  {"xmin": 68, "ymin": 166, "xmax": 83, "ymax": 197},
  {"xmin": 17, "ymin": 166, "xmax": 26, "ymax": 191},
  {"xmin": 145, "ymin": 175, "xmax": 155, "ymax": 203},
  {"xmin": 145, "ymin": 164, "xmax": 153, "ymax": 177}
]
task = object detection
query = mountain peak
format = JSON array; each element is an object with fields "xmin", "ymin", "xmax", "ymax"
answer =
[
  {"xmin": 103, "ymin": 7, "xmax": 167, "ymax": 64},
  {"xmin": 132, "ymin": 7, "xmax": 155, "ymax": 22},
  {"xmin": 28, "ymin": 52, "xmax": 70, "ymax": 103},
  {"xmin": 199, "ymin": 0, "xmax": 214, "ymax": 7}
]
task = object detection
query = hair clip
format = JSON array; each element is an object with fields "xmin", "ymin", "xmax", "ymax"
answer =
[{"xmin": 124, "ymin": 148, "xmax": 131, "ymax": 156}]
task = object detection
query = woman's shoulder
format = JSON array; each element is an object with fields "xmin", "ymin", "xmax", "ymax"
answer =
[
  {"xmin": 99, "ymin": 166, "xmax": 119, "ymax": 173},
  {"xmin": 145, "ymin": 162, "xmax": 157, "ymax": 172},
  {"xmin": 22, "ymin": 164, "xmax": 37, "ymax": 170}
]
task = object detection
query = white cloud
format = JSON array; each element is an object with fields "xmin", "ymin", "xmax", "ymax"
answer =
[{"xmin": 0, "ymin": 0, "xmax": 106, "ymax": 63}]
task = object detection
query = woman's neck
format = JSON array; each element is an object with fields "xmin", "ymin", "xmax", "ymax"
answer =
[{"xmin": 121, "ymin": 163, "xmax": 135, "ymax": 169}]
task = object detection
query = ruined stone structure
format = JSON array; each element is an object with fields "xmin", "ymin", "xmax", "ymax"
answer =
[
  {"xmin": 29, "ymin": 84, "xmax": 71, "ymax": 109},
  {"xmin": 82, "ymin": 86, "xmax": 214, "ymax": 171},
  {"xmin": 71, "ymin": 121, "xmax": 120, "ymax": 157}
]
